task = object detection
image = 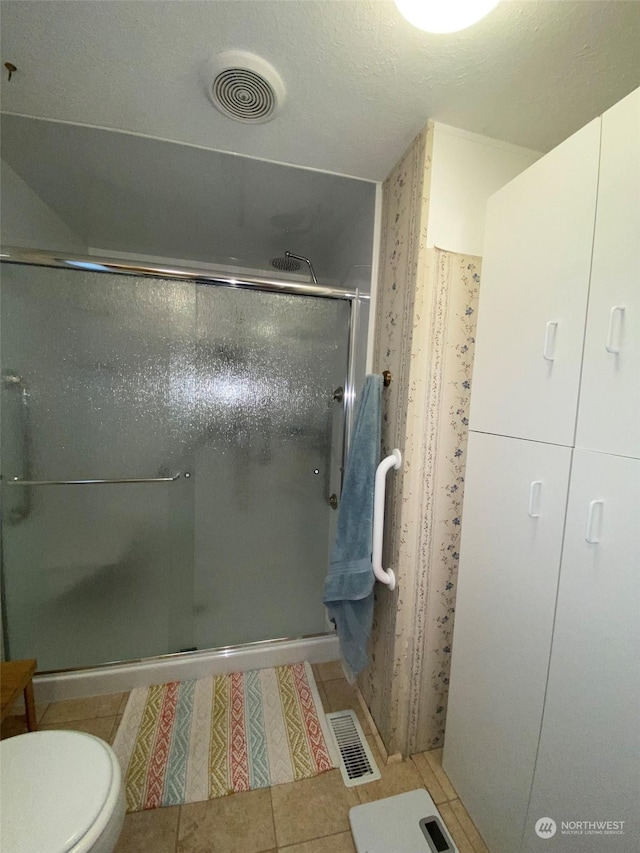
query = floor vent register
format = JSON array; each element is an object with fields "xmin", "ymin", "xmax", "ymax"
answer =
[{"xmin": 325, "ymin": 710, "xmax": 381, "ymax": 787}]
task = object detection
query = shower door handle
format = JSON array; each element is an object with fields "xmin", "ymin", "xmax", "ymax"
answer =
[
  {"xmin": 2, "ymin": 372, "xmax": 33, "ymax": 523},
  {"xmin": 5, "ymin": 473, "xmax": 183, "ymax": 486}
]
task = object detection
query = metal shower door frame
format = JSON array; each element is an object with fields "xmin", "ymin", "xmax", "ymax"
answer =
[{"xmin": 0, "ymin": 247, "xmax": 365, "ymax": 662}]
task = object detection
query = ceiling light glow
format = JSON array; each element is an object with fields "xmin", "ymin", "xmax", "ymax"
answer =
[{"xmin": 394, "ymin": 0, "xmax": 500, "ymax": 34}]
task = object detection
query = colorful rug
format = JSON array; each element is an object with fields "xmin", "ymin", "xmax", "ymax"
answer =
[{"xmin": 113, "ymin": 662, "xmax": 338, "ymax": 812}]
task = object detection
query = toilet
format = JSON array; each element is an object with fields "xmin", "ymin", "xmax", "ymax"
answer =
[{"xmin": 0, "ymin": 729, "xmax": 126, "ymax": 853}]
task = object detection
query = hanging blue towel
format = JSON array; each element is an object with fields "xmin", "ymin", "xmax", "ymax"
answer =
[{"xmin": 323, "ymin": 374, "xmax": 382, "ymax": 677}]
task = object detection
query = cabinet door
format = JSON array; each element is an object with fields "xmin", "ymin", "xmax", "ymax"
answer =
[
  {"xmin": 576, "ymin": 88, "xmax": 640, "ymax": 459},
  {"xmin": 522, "ymin": 451, "xmax": 640, "ymax": 852},
  {"xmin": 442, "ymin": 432, "xmax": 572, "ymax": 853},
  {"xmin": 469, "ymin": 119, "xmax": 600, "ymax": 445}
]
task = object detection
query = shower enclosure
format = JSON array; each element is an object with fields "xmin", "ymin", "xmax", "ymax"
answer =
[{"xmin": 0, "ymin": 251, "xmax": 355, "ymax": 672}]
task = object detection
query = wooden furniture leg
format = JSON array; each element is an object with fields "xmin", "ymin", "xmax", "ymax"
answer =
[
  {"xmin": 1, "ymin": 659, "xmax": 38, "ymax": 733},
  {"xmin": 24, "ymin": 679, "xmax": 38, "ymax": 731}
]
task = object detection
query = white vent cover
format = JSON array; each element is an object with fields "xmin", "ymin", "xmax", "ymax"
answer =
[
  {"xmin": 326, "ymin": 710, "xmax": 381, "ymax": 787},
  {"xmin": 205, "ymin": 51, "xmax": 285, "ymax": 123}
]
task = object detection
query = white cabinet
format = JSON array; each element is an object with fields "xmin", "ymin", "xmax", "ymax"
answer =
[
  {"xmin": 576, "ymin": 88, "xmax": 640, "ymax": 459},
  {"xmin": 469, "ymin": 119, "xmax": 599, "ymax": 446},
  {"xmin": 443, "ymin": 432, "xmax": 573, "ymax": 853},
  {"xmin": 444, "ymin": 86, "xmax": 640, "ymax": 853},
  {"xmin": 522, "ymin": 451, "xmax": 640, "ymax": 852}
]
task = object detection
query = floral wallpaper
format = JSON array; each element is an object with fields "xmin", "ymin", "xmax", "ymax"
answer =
[
  {"xmin": 360, "ymin": 121, "xmax": 482, "ymax": 756},
  {"xmin": 413, "ymin": 249, "xmax": 481, "ymax": 751},
  {"xmin": 360, "ymin": 124, "xmax": 433, "ymax": 755}
]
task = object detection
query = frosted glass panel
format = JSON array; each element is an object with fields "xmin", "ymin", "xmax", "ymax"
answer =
[
  {"xmin": 1, "ymin": 262, "xmax": 350, "ymax": 669},
  {"xmin": 1, "ymin": 263, "xmax": 196, "ymax": 669},
  {"xmin": 193, "ymin": 286, "xmax": 350, "ymax": 647}
]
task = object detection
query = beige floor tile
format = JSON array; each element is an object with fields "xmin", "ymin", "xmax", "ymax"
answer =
[
  {"xmin": 356, "ymin": 756, "xmax": 424, "ymax": 805},
  {"xmin": 271, "ymin": 769, "xmax": 358, "ymax": 848},
  {"xmin": 410, "ymin": 753, "xmax": 448, "ymax": 805},
  {"xmin": 0, "ymin": 703, "xmax": 65, "ymax": 739},
  {"xmin": 450, "ymin": 798, "xmax": 491, "ymax": 853},
  {"xmin": 439, "ymin": 802, "xmax": 475, "ymax": 853},
  {"xmin": 316, "ymin": 660, "xmax": 344, "ymax": 682},
  {"xmin": 316, "ymin": 682, "xmax": 329, "ymax": 711},
  {"xmin": 322, "ymin": 678, "xmax": 372, "ymax": 734},
  {"xmin": 178, "ymin": 788, "xmax": 275, "ymax": 853},
  {"xmin": 114, "ymin": 805, "xmax": 180, "ymax": 853},
  {"xmin": 279, "ymin": 831, "xmax": 357, "ymax": 852},
  {"xmin": 311, "ymin": 663, "xmax": 322, "ymax": 685},
  {"xmin": 424, "ymin": 748, "xmax": 458, "ymax": 801},
  {"xmin": 40, "ymin": 692, "xmax": 126, "ymax": 724},
  {"xmin": 40, "ymin": 715, "xmax": 118, "ymax": 742},
  {"xmin": 0, "ymin": 696, "xmax": 54, "ymax": 740},
  {"xmin": 119, "ymin": 692, "xmax": 131, "ymax": 714},
  {"xmin": 3, "ymin": 699, "xmax": 49, "ymax": 721},
  {"xmin": 110, "ymin": 714, "xmax": 123, "ymax": 744}
]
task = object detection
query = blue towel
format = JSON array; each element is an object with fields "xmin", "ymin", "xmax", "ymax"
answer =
[{"xmin": 323, "ymin": 374, "xmax": 382, "ymax": 677}]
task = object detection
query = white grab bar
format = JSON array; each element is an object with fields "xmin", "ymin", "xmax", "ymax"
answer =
[{"xmin": 372, "ymin": 449, "xmax": 402, "ymax": 590}]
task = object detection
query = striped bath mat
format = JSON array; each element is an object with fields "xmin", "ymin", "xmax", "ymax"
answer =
[{"xmin": 113, "ymin": 662, "xmax": 338, "ymax": 812}]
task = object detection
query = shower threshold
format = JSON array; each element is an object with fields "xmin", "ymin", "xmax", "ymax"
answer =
[{"xmin": 32, "ymin": 633, "xmax": 339, "ymax": 704}]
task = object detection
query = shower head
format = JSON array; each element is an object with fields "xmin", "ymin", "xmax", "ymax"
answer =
[{"xmin": 271, "ymin": 255, "xmax": 301, "ymax": 273}]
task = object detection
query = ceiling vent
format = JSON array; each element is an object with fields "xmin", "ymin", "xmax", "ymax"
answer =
[{"xmin": 205, "ymin": 51, "xmax": 285, "ymax": 124}]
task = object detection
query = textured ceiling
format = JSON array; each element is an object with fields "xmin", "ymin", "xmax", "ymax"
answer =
[{"xmin": 1, "ymin": 1, "xmax": 640, "ymax": 180}]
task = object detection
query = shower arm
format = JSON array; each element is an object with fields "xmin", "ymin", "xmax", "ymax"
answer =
[{"xmin": 285, "ymin": 252, "xmax": 318, "ymax": 286}]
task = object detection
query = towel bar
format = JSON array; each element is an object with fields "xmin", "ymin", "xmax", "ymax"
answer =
[
  {"xmin": 6, "ymin": 474, "xmax": 182, "ymax": 485},
  {"xmin": 372, "ymin": 449, "xmax": 401, "ymax": 590}
]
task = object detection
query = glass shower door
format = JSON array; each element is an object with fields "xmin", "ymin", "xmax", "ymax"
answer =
[
  {"xmin": 192, "ymin": 286, "xmax": 350, "ymax": 649},
  {"xmin": 1, "ymin": 263, "xmax": 196, "ymax": 670},
  {"xmin": 1, "ymin": 260, "xmax": 351, "ymax": 669}
]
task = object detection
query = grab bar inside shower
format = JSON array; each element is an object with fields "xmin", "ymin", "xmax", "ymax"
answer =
[
  {"xmin": 372, "ymin": 449, "xmax": 402, "ymax": 591},
  {"xmin": 6, "ymin": 474, "xmax": 183, "ymax": 486},
  {"xmin": 2, "ymin": 372, "xmax": 33, "ymax": 523}
]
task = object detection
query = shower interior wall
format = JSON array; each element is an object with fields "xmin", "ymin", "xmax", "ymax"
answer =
[
  {"xmin": 0, "ymin": 159, "xmax": 86, "ymax": 254},
  {"xmin": 0, "ymin": 115, "xmax": 377, "ymax": 288}
]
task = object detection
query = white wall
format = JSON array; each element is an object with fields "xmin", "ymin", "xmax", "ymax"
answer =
[
  {"xmin": 0, "ymin": 160, "xmax": 85, "ymax": 252},
  {"xmin": 427, "ymin": 124, "xmax": 541, "ymax": 256}
]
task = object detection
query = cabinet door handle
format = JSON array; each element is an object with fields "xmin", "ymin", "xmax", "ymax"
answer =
[
  {"xmin": 585, "ymin": 499, "xmax": 604, "ymax": 544},
  {"xmin": 543, "ymin": 321, "xmax": 558, "ymax": 361},
  {"xmin": 528, "ymin": 481, "xmax": 542, "ymax": 518},
  {"xmin": 605, "ymin": 305, "xmax": 625, "ymax": 354}
]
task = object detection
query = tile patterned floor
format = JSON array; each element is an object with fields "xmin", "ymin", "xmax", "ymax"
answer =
[{"xmin": 1, "ymin": 664, "xmax": 490, "ymax": 853}]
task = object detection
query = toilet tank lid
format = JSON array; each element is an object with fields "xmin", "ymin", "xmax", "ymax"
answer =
[{"xmin": 0, "ymin": 730, "xmax": 120, "ymax": 853}]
